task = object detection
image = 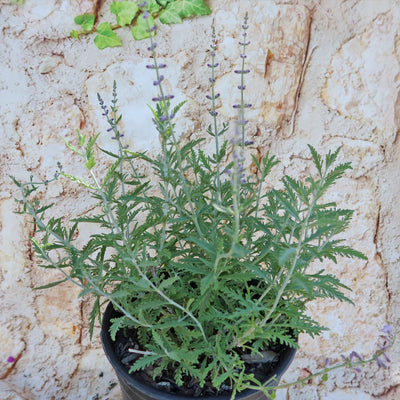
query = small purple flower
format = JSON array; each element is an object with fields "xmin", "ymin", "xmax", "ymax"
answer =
[
  {"xmin": 382, "ymin": 325, "xmax": 393, "ymax": 335},
  {"xmin": 207, "ymin": 63, "xmax": 219, "ymax": 68},
  {"xmin": 349, "ymin": 351, "xmax": 362, "ymax": 362},
  {"xmin": 7, "ymin": 356, "xmax": 15, "ymax": 363},
  {"xmin": 237, "ymin": 85, "xmax": 246, "ymax": 90},
  {"xmin": 158, "ymin": 63, "xmax": 167, "ymax": 69},
  {"xmin": 209, "ymin": 111, "xmax": 218, "ymax": 117},
  {"xmin": 324, "ymin": 358, "xmax": 330, "ymax": 367},
  {"xmin": 146, "ymin": 25, "xmax": 157, "ymax": 33},
  {"xmin": 240, "ymin": 54, "xmax": 247, "ymax": 59},
  {"xmin": 244, "ymin": 140, "xmax": 254, "ymax": 145},
  {"xmin": 239, "ymin": 41, "xmax": 251, "ymax": 46},
  {"xmin": 147, "ymin": 43, "xmax": 157, "ymax": 51},
  {"xmin": 142, "ymin": 11, "xmax": 150, "ymax": 19},
  {"xmin": 146, "ymin": 64, "xmax": 156, "ymax": 69},
  {"xmin": 376, "ymin": 357, "xmax": 387, "ymax": 368},
  {"xmin": 153, "ymin": 75, "xmax": 164, "ymax": 86},
  {"xmin": 209, "ymin": 78, "xmax": 216, "ymax": 83}
]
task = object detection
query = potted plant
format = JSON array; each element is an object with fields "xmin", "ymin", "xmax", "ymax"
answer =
[{"xmin": 13, "ymin": 10, "xmax": 368, "ymax": 400}]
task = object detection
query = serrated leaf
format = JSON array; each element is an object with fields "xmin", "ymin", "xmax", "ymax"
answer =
[
  {"xmin": 131, "ymin": 13, "xmax": 155, "ymax": 40},
  {"xmin": 74, "ymin": 14, "xmax": 95, "ymax": 32},
  {"xmin": 110, "ymin": 1, "xmax": 139, "ymax": 26},
  {"xmin": 94, "ymin": 22, "xmax": 122, "ymax": 49},
  {"xmin": 279, "ymin": 247, "xmax": 296, "ymax": 266}
]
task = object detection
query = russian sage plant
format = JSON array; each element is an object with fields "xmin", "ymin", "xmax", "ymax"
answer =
[{"xmin": 13, "ymin": 11, "xmax": 369, "ymax": 397}]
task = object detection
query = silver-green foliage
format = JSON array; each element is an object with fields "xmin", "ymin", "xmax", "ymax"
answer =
[{"xmin": 13, "ymin": 15, "xmax": 366, "ymax": 397}]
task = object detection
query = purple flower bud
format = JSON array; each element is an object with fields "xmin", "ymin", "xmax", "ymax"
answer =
[
  {"xmin": 234, "ymin": 70, "xmax": 242, "ymax": 74},
  {"xmin": 243, "ymin": 69, "xmax": 251, "ymax": 74},
  {"xmin": 152, "ymin": 96, "xmax": 162, "ymax": 102},
  {"xmin": 164, "ymin": 94, "xmax": 174, "ymax": 100},
  {"xmin": 382, "ymin": 325, "xmax": 393, "ymax": 335},
  {"xmin": 376, "ymin": 357, "xmax": 387, "ymax": 368},
  {"xmin": 239, "ymin": 41, "xmax": 251, "ymax": 46},
  {"xmin": 153, "ymin": 75, "xmax": 164, "ymax": 86},
  {"xmin": 209, "ymin": 111, "xmax": 218, "ymax": 116},
  {"xmin": 353, "ymin": 367, "xmax": 362, "ymax": 373},
  {"xmin": 324, "ymin": 358, "xmax": 330, "ymax": 367},
  {"xmin": 209, "ymin": 78, "xmax": 216, "ymax": 83},
  {"xmin": 214, "ymin": 93, "xmax": 220, "ymax": 99},
  {"xmin": 237, "ymin": 120, "xmax": 248, "ymax": 126},
  {"xmin": 232, "ymin": 104, "xmax": 241, "ymax": 109},
  {"xmin": 207, "ymin": 63, "xmax": 219, "ymax": 68},
  {"xmin": 146, "ymin": 64, "xmax": 156, "ymax": 69},
  {"xmin": 237, "ymin": 85, "xmax": 246, "ymax": 90},
  {"xmin": 240, "ymin": 54, "xmax": 247, "ymax": 59},
  {"xmin": 7, "ymin": 356, "xmax": 15, "ymax": 363},
  {"xmin": 244, "ymin": 103, "xmax": 252, "ymax": 108},
  {"xmin": 244, "ymin": 140, "xmax": 254, "ymax": 145},
  {"xmin": 146, "ymin": 25, "xmax": 157, "ymax": 33},
  {"xmin": 147, "ymin": 43, "xmax": 157, "ymax": 51},
  {"xmin": 242, "ymin": 24, "xmax": 249, "ymax": 30},
  {"xmin": 349, "ymin": 351, "xmax": 362, "ymax": 362},
  {"xmin": 143, "ymin": 11, "xmax": 150, "ymax": 19},
  {"xmin": 158, "ymin": 63, "xmax": 167, "ymax": 69},
  {"xmin": 211, "ymin": 51, "xmax": 215, "ymax": 57},
  {"xmin": 206, "ymin": 95, "xmax": 212, "ymax": 100}
]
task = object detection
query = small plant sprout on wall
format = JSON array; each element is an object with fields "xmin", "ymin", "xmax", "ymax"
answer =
[{"xmin": 13, "ymin": 8, "xmax": 394, "ymax": 400}]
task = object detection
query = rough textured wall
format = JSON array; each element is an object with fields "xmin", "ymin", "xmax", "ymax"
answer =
[{"xmin": 1, "ymin": 0, "xmax": 399, "ymax": 399}]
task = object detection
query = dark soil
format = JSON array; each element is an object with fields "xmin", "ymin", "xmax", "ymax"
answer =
[{"xmin": 114, "ymin": 327, "xmax": 286, "ymax": 397}]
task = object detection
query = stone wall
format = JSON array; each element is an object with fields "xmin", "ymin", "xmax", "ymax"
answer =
[{"xmin": 1, "ymin": 0, "xmax": 399, "ymax": 399}]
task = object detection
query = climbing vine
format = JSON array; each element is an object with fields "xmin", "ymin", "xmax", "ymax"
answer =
[{"xmin": 71, "ymin": 0, "xmax": 211, "ymax": 49}]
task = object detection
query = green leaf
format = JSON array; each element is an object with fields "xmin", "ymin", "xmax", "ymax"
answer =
[
  {"xmin": 144, "ymin": 0, "xmax": 161, "ymax": 14},
  {"xmin": 131, "ymin": 13, "xmax": 155, "ymax": 40},
  {"xmin": 159, "ymin": 7, "xmax": 182, "ymax": 24},
  {"xmin": 70, "ymin": 30, "xmax": 80, "ymax": 39},
  {"xmin": 94, "ymin": 22, "xmax": 122, "ymax": 49},
  {"xmin": 110, "ymin": 1, "xmax": 139, "ymax": 26},
  {"xmin": 160, "ymin": 0, "xmax": 211, "ymax": 24},
  {"xmin": 278, "ymin": 247, "xmax": 296, "ymax": 266},
  {"xmin": 74, "ymin": 14, "xmax": 95, "ymax": 32},
  {"xmin": 322, "ymin": 373, "xmax": 329, "ymax": 382}
]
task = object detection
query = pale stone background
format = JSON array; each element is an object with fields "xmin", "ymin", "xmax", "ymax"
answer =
[{"xmin": 1, "ymin": 0, "xmax": 399, "ymax": 399}]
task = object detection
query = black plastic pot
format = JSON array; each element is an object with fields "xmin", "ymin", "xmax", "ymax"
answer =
[{"xmin": 101, "ymin": 302, "xmax": 296, "ymax": 400}]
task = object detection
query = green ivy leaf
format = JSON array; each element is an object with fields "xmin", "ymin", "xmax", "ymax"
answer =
[
  {"xmin": 144, "ymin": 0, "xmax": 161, "ymax": 14},
  {"xmin": 159, "ymin": 0, "xmax": 211, "ymax": 24},
  {"xmin": 74, "ymin": 14, "xmax": 95, "ymax": 32},
  {"xmin": 131, "ymin": 14, "xmax": 155, "ymax": 40},
  {"xmin": 70, "ymin": 30, "xmax": 80, "ymax": 39},
  {"xmin": 110, "ymin": 1, "xmax": 139, "ymax": 26},
  {"xmin": 94, "ymin": 22, "xmax": 122, "ymax": 49}
]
